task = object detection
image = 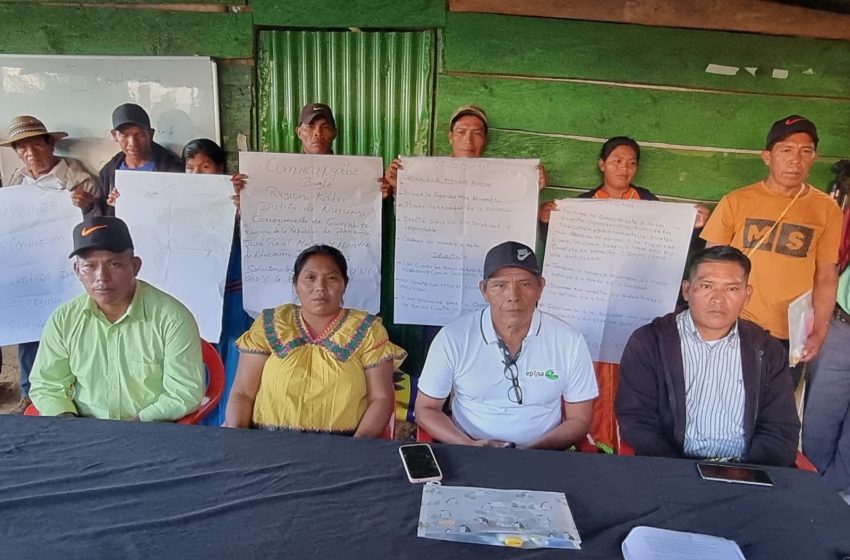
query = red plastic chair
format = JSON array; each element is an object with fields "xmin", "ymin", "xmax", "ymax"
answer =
[
  {"xmin": 617, "ymin": 440, "xmax": 818, "ymax": 472},
  {"xmin": 176, "ymin": 340, "xmax": 224, "ymax": 425},
  {"xmin": 25, "ymin": 339, "xmax": 224, "ymax": 425}
]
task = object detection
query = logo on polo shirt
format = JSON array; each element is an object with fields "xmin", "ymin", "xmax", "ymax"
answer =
[{"xmin": 525, "ymin": 369, "xmax": 559, "ymax": 380}]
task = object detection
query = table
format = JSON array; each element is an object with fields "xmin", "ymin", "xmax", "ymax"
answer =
[{"xmin": 1, "ymin": 416, "xmax": 848, "ymax": 559}]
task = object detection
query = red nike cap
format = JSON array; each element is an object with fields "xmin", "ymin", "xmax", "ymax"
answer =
[{"xmin": 766, "ymin": 115, "xmax": 818, "ymax": 150}]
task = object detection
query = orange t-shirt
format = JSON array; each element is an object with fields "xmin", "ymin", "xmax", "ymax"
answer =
[
  {"xmin": 701, "ymin": 181, "xmax": 842, "ymax": 338},
  {"xmin": 592, "ymin": 186, "xmax": 641, "ymax": 200}
]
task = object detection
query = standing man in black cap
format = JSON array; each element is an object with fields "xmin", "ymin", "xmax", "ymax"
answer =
[
  {"xmin": 97, "ymin": 103, "xmax": 183, "ymax": 215},
  {"xmin": 701, "ymin": 115, "xmax": 842, "ymax": 375},
  {"xmin": 296, "ymin": 102, "xmax": 337, "ymax": 155},
  {"xmin": 230, "ymin": 102, "xmax": 337, "ymax": 205},
  {"xmin": 415, "ymin": 241, "xmax": 597, "ymax": 450}
]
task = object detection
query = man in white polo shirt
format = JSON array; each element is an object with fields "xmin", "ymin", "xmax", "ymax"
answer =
[{"xmin": 415, "ymin": 241, "xmax": 598, "ymax": 449}]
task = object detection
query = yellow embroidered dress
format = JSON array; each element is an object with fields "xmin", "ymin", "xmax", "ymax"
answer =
[{"xmin": 236, "ymin": 304, "xmax": 406, "ymax": 433}]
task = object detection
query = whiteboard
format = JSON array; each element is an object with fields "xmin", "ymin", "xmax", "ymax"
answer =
[{"xmin": 0, "ymin": 55, "xmax": 219, "ymax": 184}]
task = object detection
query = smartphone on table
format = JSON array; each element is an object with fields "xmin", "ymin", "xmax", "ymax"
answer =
[
  {"xmin": 697, "ymin": 462, "xmax": 774, "ymax": 487},
  {"xmin": 399, "ymin": 443, "xmax": 443, "ymax": 483}
]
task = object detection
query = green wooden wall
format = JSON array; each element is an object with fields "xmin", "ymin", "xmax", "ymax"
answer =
[
  {"xmin": 4, "ymin": 1, "xmax": 847, "ymax": 199},
  {"xmin": 436, "ymin": 13, "xmax": 850, "ymax": 204}
]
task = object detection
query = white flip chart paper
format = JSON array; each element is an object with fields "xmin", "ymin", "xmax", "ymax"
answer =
[
  {"xmin": 0, "ymin": 186, "xmax": 82, "ymax": 345},
  {"xmin": 393, "ymin": 157, "xmax": 538, "ymax": 326},
  {"xmin": 116, "ymin": 170, "xmax": 236, "ymax": 342},
  {"xmin": 540, "ymin": 199, "xmax": 696, "ymax": 363},
  {"xmin": 239, "ymin": 152, "xmax": 383, "ymax": 316}
]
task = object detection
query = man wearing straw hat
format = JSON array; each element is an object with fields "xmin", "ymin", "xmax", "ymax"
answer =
[
  {"xmin": 0, "ymin": 115, "xmax": 101, "ymax": 414},
  {"xmin": 0, "ymin": 115, "xmax": 99, "ymax": 214},
  {"xmin": 701, "ymin": 115, "xmax": 842, "ymax": 381}
]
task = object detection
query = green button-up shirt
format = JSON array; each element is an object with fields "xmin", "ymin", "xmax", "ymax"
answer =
[{"xmin": 30, "ymin": 280, "xmax": 205, "ymax": 421}]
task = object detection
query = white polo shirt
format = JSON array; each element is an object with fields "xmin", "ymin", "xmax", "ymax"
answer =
[{"xmin": 418, "ymin": 306, "xmax": 598, "ymax": 446}]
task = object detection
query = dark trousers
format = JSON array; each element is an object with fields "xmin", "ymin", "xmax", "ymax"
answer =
[
  {"xmin": 802, "ymin": 317, "xmax": 850, "ymax": 492},
  {"xmin": 17, "ymin": 341, "xmax": 39, "ymax": 398}
]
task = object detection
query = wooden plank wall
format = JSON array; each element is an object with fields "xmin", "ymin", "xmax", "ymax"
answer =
[
  {"xmin": 450, "ymin": 0, "xmax": 850, "ymax": 42},
  {"xmin": 3, "ymin": 0, "xmax": 848, "ymax": 205},
  {"xmin": 435, "ymin": 12, "xmax": 850, "ymax": 205}
]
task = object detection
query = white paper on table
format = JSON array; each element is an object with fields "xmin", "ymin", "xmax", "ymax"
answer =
[
  {"xmin": 539, "ymin": 199, "xmax": 696, "ymax": 363},
  {"xmin": 0, "ymin": 185, "xmax": 83, "ymax": 345},
  {"xmin": 622, "ymin": 526, "xmax": 746, "ymax": 560},
  {"xmin": 787, "ymin": 289, "xmax": 813, "ymax": 367},
  {"xmin": 393, "ymin": 157, "xmax": 539, "ymax": 326},
  {"xmin": 115, "ymin": 171, "xmax": 236, "ymax": 342},
  {"xmin": 238, "ymin": 152, "xmax": 383, "ymax": 316}
]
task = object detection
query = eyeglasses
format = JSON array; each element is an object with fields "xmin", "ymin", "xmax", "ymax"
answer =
[{"xmin": 499, "ymin": 342, "xmax": 523, "ymax": 405}]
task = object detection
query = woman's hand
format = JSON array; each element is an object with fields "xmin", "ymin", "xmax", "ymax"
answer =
[
  {"xmin": 222, "ymin": 352, "xmax": 266, "ymax": 428},
  {"xmin": 353, "ymin": 359, "xmax": 395, "ymax": 438}
]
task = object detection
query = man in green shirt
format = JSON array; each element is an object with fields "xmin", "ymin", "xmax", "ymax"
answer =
[{"xmin": 29, "ymin": 216, "xmax": 205, "ymax": 421}]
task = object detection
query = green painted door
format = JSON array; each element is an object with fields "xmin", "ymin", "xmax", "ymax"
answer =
[{"xmin": 257, "ymin": 29, "xmax": 436, "ymax": 374}]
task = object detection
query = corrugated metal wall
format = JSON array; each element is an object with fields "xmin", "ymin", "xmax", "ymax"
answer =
[
  {"xmin": 258, "ymin": 29, "xmax": 434, "ymax": 159},
  {"xmin": 257, "ymin": 29, "xmax": 436, "ymax": 374}
]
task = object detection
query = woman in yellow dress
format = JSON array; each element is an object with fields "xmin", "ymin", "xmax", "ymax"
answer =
[{"xmin": 224, "ymin": 245, "xmax": 405, "ymax": 436}]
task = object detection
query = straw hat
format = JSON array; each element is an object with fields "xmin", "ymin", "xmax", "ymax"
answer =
[{"xmin": 0, "ymin": 115, "xmax": 68, "ymax": 147}]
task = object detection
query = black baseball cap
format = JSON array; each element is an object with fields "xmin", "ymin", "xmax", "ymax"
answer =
[
  {"xmin": 112, "ymin": 103, "xmax": 151, "ymax": 130},
  {"xmin": 298, "ymin": 103, "xmax": 336, "ymax": 128},
  {"xmin": 69, "ymin": 216, "xmax": 134, "ymax": 258},
  {"xmin": 483, "ymin": 241, "xmax": 540, "ymax": 280},
  {"xmin": 765, "ymin": 115, "xmax": 818, "ymax": 150}
]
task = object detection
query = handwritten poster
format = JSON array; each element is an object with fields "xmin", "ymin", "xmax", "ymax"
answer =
[
  {"xmin": 116, "ymin": 171, "xmax": 236, "ymax": 341},
  {"xmin": 540, "ymin": 199, "xmax": 696, "ymax": 363},
  {"xmin": 238, "ymin": 152, "xmax": 383, "ymax": 316},
  {"xmin": 394, "ymin": 157, "xmax": 539, "ymax": 326},
  {"xmin": 0, "ymin": 186, "xmax": 82, "ymax": 345}
]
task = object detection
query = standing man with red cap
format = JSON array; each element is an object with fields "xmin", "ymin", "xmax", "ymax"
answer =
[
  {"xmin": 98, "ymin": 103, "xmax": 183, "ymax": 215},
  {"xmin": 701, "ymin": 115, "xmax": 842, "ymax": 382}
]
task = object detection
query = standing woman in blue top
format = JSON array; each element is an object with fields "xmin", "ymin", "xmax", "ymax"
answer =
[{"xmin": 181, "ymin": 138, "xmax": 252, "ymax": 425}]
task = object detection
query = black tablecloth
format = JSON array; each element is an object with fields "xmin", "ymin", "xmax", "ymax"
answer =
[{"xmin": 1, "ymin": 416, "xmax": 848, "ymax": 559}]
